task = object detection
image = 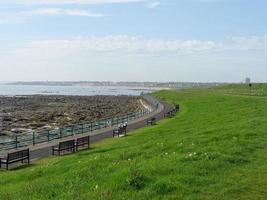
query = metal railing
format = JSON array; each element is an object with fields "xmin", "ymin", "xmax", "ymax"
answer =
[{"xmin": 0, "ymin": 94, "xmax": 160, "ymax": 151}]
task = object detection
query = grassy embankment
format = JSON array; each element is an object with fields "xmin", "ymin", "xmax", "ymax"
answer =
[{"xmin": 1, "ymin": 84, "xmax": 267, "ymax": 200}]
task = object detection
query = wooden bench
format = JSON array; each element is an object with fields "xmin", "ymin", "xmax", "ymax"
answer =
[
  {"xmin": 113, "ymin": 129, "xmax": 122, "ymax": 137},
  {"xmin": 113, "ymin": 124, "xmax": 127, "ymax": 138},
  {"xmin": 164, "ymin": 112, "xmax": 171, "ymax": 118},
  {"xmin": 0, "ymin": 149, "xmax": 30, "ymax": 170},
  {"xmin": 120, "ymin": 124, "xmax": 127, "ymax": 135},
  {"xmin": 164, "ymin": 110, "xmax": 176, "ymax": 118},
  {"xmin": 175, "ymin": 104, "xmax": 180, "ymax": 112},
  {"xmin": 75, "ymin": 136, "xmax": 90, "ymax": 151},
  {"xmin": 147, "ymin": 117, "xmax": 156, "ymax": 125},
  {"xmin": 52, "ymin": 139, "xmax": 75, "ymax": 156}
]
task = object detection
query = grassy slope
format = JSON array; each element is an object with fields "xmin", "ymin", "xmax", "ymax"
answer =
[
  {"xmin": 1, "ymin": 85, "xmax": 267, "ymax": 200},
  {"xmin": 216, "ymin": 83, "xmax": 267, "ymax": 96}
]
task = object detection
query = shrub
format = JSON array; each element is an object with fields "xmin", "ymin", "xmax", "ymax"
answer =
[{"xmin": 126, "ymin": 169, "xmax": 146, "ymax": 190}]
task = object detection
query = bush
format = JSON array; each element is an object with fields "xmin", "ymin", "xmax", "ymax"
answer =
[{"xmin": 126, "ymin": 169, "xmax": 146, "ymax": 190}]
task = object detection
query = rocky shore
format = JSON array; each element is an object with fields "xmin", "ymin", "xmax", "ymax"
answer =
[{"xmin": 0, "ymin": 95, "xmax": 144, "ymax": 137}]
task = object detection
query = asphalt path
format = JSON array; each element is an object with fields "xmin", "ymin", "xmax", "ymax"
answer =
[{"xmin": 1, "ymin": 100, "xmax": 174, "ymax": 167}]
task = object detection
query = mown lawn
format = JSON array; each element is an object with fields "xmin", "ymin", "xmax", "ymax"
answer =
[{"xmin": 1, "ymin": 85, "xmax": 267, "ymax": 200}]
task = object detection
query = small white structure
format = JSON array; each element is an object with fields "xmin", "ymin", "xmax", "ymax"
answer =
[{"xmin": 245, "ymin": 77, "xmax": 251, "ymax": 84}]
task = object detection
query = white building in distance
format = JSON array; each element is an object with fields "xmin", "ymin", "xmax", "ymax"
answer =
[{"xmin": 245, "ymin": 77, "xmax": 251, "ymax": 84}]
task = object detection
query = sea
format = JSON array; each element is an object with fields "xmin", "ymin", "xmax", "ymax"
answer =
[{"xmin": 0, "ymin": 84, "xmax": 155, "ymax": 96}]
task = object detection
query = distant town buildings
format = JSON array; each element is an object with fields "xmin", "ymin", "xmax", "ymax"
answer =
[{"xmin": 9, "ymin": 81, "xmax": 224, "ymax": 89}]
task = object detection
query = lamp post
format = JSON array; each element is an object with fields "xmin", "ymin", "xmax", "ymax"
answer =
[{"xmin": 249, "ymin": 83, "xmax": 252, "ymax": 94}]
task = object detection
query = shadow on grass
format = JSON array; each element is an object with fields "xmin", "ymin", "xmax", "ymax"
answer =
[
  {"xmin": 77, "ymin": 145, "xmax": 127, "ymax": 156},
  {"xmin": 0, "ymin": 134, "xmax": 135, "ymax": 172},
  {"xmin": 0, "ymin": 163, "xmax": 36, "ymax": 171}
]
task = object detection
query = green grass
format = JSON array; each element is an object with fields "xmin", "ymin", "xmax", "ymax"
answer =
[
  {"xmin": 1, "ymin": 84, "xmax": 267, "ymax": 200},
  {"xmin": 215, "ymin": 83, "xmax": 267, "ymax": 97}
]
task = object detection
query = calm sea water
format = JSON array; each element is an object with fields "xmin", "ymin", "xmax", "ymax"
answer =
[{"xmin": 0, "ymin": 84, "xmax": 152, "ymax": 96}]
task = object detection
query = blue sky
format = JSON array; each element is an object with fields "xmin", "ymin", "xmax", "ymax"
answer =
[{"xmin": 0, "ymin": 0, "xmax": 266, "ymax": 82}]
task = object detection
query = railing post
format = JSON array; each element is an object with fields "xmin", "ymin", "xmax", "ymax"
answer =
[
  {"xmin": 81, "ymin": 124, "xmax": 84, "ymax": 134},
  {"xmin": 72, "ymin": 125, "xmax": 74, "ymax": 136},
  {"xmin": 32, "ymin": 132, "xmax": 35, "ymax": 146},
  {"xmin": 47, "ymin": 130, "xmax": 50, "ymax": 142},
  {"xmin": 59, "ymin": 128, "xmax": 63, "ymax": 138},
  {"xmin": 90, "ymin": 122, "xmax": 93, "ymax": 132},
  {"xmin": 85, "ymin": 124, "xmax": 88, "ymax": 132},
  {"xmin": 15, "ymin": 136, "xmax": 18, "ymax": 149},
  {"xmin": 104, "ymin": 120, "xmax": 107, "ymax": 128}
]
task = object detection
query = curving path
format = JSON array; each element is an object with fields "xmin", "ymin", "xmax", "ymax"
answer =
[{"xmin": 11, "ymin": 100, "xmax": 174, "ymax": 161}]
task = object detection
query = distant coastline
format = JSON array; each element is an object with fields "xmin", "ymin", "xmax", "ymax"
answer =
[{"xmin": 6, "ymin": 81, "xmax": 224, "ymax": 89}]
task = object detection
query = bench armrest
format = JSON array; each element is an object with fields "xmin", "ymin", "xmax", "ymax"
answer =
[
  {"xmin": 0, "ymin": 157, "xmax": 7, "ymax": 163},
  {"xmin": 52, "ymin": 146, "xmax": 59, "ymax": 150}
]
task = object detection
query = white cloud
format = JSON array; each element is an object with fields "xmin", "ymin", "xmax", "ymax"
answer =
[
  {"xmin": 0, "ymin": 8, "xmax": 105, "ymax": 24},
  {"xmin": 7, "ymin": 35, "xmax": 267, "ymax": 58},
  {"xmin": 191, "ymin": 0, "xmax": 223, "ymax": 2},
  {"xmin": 21, "ymin": 8, "xmax": 105, "ymax": 17},
  {"xmin": 0, "ymin": 0, "xmax": 221, "ymax": 5},
  {"xmin": 1, "ymin": 35, "xmax": 267, "ymax": 82},
  {"xmin": 65, "ymin": 9, "xmax": 106, "ymax": 17},
  {"xmin": 0, "ymin": 17, "xmax": 11, "ymax": 24},
  {"xmin": 0, "ymin": 0, "xmax": 146, "ymax": 5},
  {"xmin": 147, "ymin": 1, "xmax": 160, "ymax": 8},
  {"xmin": 22, "ymin": 8, "xmax": 62, "ymax": 16},
  {"xmin": 15, "ymin": 35, "xmax": 267, "ymax": 58},
  {"xmin": 229, "ymin": 36, "xmax": 267, "ymax": 51},
  {"xmin": 16, "ymin": 36, "xmax": 221, "ymax": 56}
]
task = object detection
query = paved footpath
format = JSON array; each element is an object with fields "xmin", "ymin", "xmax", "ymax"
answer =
[{"xmin": 3, "ymin": 101, "xmax": 174, "ymax": 161}]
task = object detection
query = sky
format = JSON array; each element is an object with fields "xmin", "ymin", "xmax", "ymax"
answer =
[{"xmin": 0, "ymin": 0, "xmax": 266, "ymax": 82}]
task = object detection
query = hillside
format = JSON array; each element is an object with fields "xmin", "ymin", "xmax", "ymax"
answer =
[{"xmin": 1, "ymin": 84, "xmax": 267, "ymax": 200}]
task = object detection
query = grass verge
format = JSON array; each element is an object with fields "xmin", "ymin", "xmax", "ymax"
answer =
[{"xmin": 1, "ymin": 85, "xmax": 267, "ymax": 199}]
